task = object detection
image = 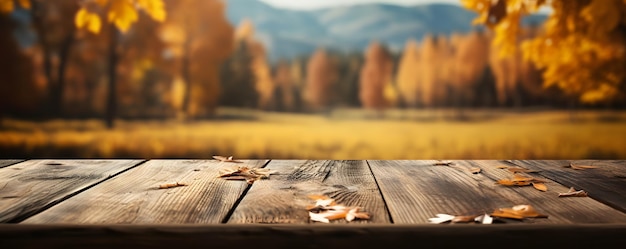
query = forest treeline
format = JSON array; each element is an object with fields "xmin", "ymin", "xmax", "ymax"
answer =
[{"xmin": 1, "ymin": 0, "xmax": 624, "ymax": 126}]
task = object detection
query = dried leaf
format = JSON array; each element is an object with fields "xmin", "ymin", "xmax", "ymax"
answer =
[
  {"xmin": 532, "ymin": 182, "xmax": 548, "ymax": 192},
  {"xmin": 474, "ymin": 214, "xmax": 494, "ymax": 224},
  {"xmin": 428, "ymin": 214, "xmax": 455, "ymax": 224},
  {"xmin": 452, "ymin": 215, "xmax": 478, "ymax": 223},
  {"xmin": 563, "ymin": 163, "xmax": 599, "ymax": 170},
  {"xmin": 158, "ymin": 182, "xmax": 188, "ymax": 189},
  {"xmin": 307, "ymin": 195, "xmax": 369, "ymax": 223},
  {"xmin": 213, "ymin": 155, "xmax": 244, "ymax": 163},
  {"xmin": 491, "ymin": 204, "xmax": 548, "ymax": 220},
  {"xmin": 218, "ymin": 166, "xmax": 274, "ymax": 184},
  {"xmin": 469, "ymin": 167, "xmax": 481, "ymax": 174},
  {"xmin": 558, "ymin": 187, "xmax": 588, "ymax": 197}
]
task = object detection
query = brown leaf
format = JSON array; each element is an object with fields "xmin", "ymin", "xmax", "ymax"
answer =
[
  {"xmin": 532, "ymin": 182, "xmax": 548, "ymax": 192},
  {"xmin": 558, "ymin": 187, "xmax": 588, "ymax": 197},
  {"xmin": 469, "ymin": 167, "xmax": 481, "ymax": 174},
  {"xmin": 452, "ymin": 215, "xmax": 478, "ymax": 223},
  {"xmin": 158, "ymin": 182, "xmax": 188, "ymax": 189},
  {"xmin": 563, "ymin": 163, "xmax": 599, "ymax": 170},
  {"xmin": 213, "ymin": 155, "xmax": 243, "ymax": 163},
  {"xmin": 307, "ymin": 195, "xmax": 369, "ymax": 223},
  {"xmin": 491, "ymin": 204, "xmax": 548, "ymax": 220},
  {"xmin": 218, "ymin": 166, "xmax": 274, "ymax": 184}
]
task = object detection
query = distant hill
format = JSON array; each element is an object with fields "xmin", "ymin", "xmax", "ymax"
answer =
[{"xmin": 225, "ymin": 0, "xmax": 546, "ymax": 62}]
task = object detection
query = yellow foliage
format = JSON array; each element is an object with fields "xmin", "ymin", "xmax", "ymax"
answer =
[
  {"xmin": 0, "ymin": 0, "xmax": 29, "ymax": 13},
  {"xmin": 75, "ymin": 0, "xmax": 166, "ymax": 34},
  {"xmin": 463, "ymin": 0, "xmax": 626, "ymax": 104}
]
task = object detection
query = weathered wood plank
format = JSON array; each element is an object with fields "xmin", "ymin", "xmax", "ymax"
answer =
[
  {"xmin": 465, "ymin": 160, "xmax": 626, "ymax": 223},
  {"xmin": 509, "ymin": 160, "xmax": 626, "ymax": 213},
  {"xmin": 2, "ymin": 224, "xmax": 625, "ymax": 249},
  {"xmin": 0, "ymin": 160, "xmax": 25, "ymax": 168},
  {"xmin": 0, "ymin": 160, "xmax": 144, "ymax": 223},
  {"xmin": 22, "ymin": 159, "xmax": 268, "ymax": 224},
  {"xmin": 368, "ymin": 160, "xmax": 515, "ymax": 224},
  {"xmin": 228, "ymin": 160, "xmax": 389, "ymax": 224}
]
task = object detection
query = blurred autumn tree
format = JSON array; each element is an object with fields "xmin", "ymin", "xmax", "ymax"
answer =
[
  {"xmin": 273, "ymin": 60, "xmax": 298, "ymax": 111},
  {"xmin": 334, "ymin": 52, "xmax": 362, "ymax": 108},
  {"xmin": 0, "ymin": 10, "xmax": 41, "ymax": 117},
  {"xmin": 452, "ymin": 30, "xmax": 490, "ymax": 108},
  {"xmin": 161, "ymin": 0, "xmax": 234, "ymax": 119},
  {"xmin": 74, "ymin": 0, "xmax": 166, "ymax": 127},
  {"xmin": 304, "ymin": 48, "xmax": 337, "ymax": 111},
  {"xmin": 463, "ymin": 0, "xmax": 626, "ymax": 104},
  {"xmin": 235, "ymin": 19, "xmax": 274, "ymax": 110},
  {"xmin": 219, "ymin": 39, "xmax": 258, "ymax": 109},
  {"xmin": 359, "ymin": 41, "xmax": 394, "ymax": 111},
  {"xmin": 396, "ymin": 39, "xmax": 421, "ymax": 107}
]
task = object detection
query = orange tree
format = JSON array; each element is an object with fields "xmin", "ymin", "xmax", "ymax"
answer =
[{"xmin": 462, "ymin": 0, "xmax": 626, "ymax": 104}]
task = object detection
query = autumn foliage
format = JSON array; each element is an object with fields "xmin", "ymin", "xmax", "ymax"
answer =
[
  {"xmin": 304, "ymin": 48, "xmax": 337, "ymax": 111},
  {"xmin": 360, "ymin": 42, "xmax": 394, "ymax": 110}
]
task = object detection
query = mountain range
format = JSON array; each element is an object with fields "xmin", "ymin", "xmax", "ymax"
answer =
[{"xmin": 225, "ymin": 0, "xmax": 547, "ymax": 62}]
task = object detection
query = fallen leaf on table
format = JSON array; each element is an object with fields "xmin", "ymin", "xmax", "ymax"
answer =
[
  {"xmin": 532, "ymin": 182, "xmax": 548, "ymax": 191},
  {"xmin": 428, "ymin": 214, "xmax": 456, "ymax": 224},
  {"xmin": 558, "ymin": 187, "xmax": 588, "ymax": 197},
  {"xmin": 491, "ymin": 204, "xmax": 548, "ymax": 220},
  {"xmin": 219, "ymin": 166, "xmax": 274, "ymax": 184},
  {"xmin": 434, "ymin": 161, "xmax": 455, "ymax": 166},
  {"xmin": 469, "ymin": 167, "xmax": 481, "ymax": 174},
  {"xmin": 564, "ymin": 163, "xmax": 599, "ymax": 170},
  {"xmin": 213, "ymin": 155, "xmax": 243, "ymax": 163},
  {"xmin": 307, "ymin": 195, "xmax": 370, "ymax": 223},
  {"xmin": 158, "ymin": 182, "xmax": 188, "ymax": 189},
  {"xmin": 496, "ymin": 165, "xmax": 509, "ymax": 169},
  {"xmin": 474, "ymin": 214, "xmax": 494, "ymax": 224},
  {"xmin": 452, "ymin": 215, "xmax": 478, "ymax": 223}
]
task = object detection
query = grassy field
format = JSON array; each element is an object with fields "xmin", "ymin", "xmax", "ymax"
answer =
[{"xmin": 1, "ymin": 108, "xmax": 625, "ymax": 159}]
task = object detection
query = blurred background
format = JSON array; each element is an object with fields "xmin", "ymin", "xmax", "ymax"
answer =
[{"xmin": 1, "ymin": 0, "xmax": 625, "ymax": 159}]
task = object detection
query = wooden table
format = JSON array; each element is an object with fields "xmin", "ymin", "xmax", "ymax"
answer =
[{"xmin": 0, "ymin": 159, "xmax": 625, "ymax": 248}]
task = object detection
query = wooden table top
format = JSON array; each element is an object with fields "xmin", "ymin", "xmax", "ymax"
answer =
[{"xmin": 0, "ymin": 159, "xmax": 625, "ymax": 248}]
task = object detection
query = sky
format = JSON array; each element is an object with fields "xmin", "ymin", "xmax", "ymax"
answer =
[{"xmin": 257, "ymin": 0, "xmax": 461, "ymax": 10}]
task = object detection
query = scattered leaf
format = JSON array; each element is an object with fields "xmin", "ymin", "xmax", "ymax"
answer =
[
  {"xmin": 452, "ymin": 215, "xmax": 478, "ymax": 223},
  {"xmin": 491, "ymin": 204, "xmax": 548, "ymax": 220},
  {"xmin": 532, "ymin": 182, "xmax": 548, "ymax": 192},
  {"xmin": 307, "ymin": 195, "xmax": 370, "ymax": 223},
  {"xmin": 428, "ymin": 214, "xmax": 455, "ymax": 224},
  {"xmin": 558, "ymin": 187, "xmax": 588, "ymax": 197},
  {"xmin": 469, "ymin": 167, "xmax": 481, "ymax": 174},
  {"xmin": 474, "ymin": 214, "xmax": 494, "ymax": 224},
  {"xmin": 565, "ymin": 163, "xmax": 599, "ymax": 170},
  {"xmin": 219, "ymin": 166, "xmax": 274, "ymax": 184},
  {"xmin": 158, "ymin": 182, "xmax": 188, "ymax": 189},
  {"xmin": 496, "ymin": 179, "xmax": 532, "ymax": 186},
  {"xmin": 213, "ymin": 155, "xmax": 243, "ymax": 163}
]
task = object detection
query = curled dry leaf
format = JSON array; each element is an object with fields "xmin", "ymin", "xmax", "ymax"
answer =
[
  {"xmin": 558, "ymin": 187, "xmax": 588, "ymax": 197},
  {"xmin": 491, "ymin": 204, "xmax": 548, "ymax": 220},
  {"xmin": 428, "ymin": 214, "xmax": 456, "ymax": 224},
  {"xmin": 307, "ymin": 195, "xmax": 370, "ymax": 223},
  {"xmin": 213, "ymin": 155, "xmax": 243, "ymax": 163},
  {"xmin": 564, "ymin": 163, "xmax": 599, "ymax": 170},
  {"xmin": 219, "ymin": 166, "xmax": 273, "ymax": 184},
  {"xmin": 158, "ymin": 182, "xmax": 188, "ymax": 189},
  {"xmin": 429, "ymin": 213, "xmax": 493, "ymax": 224},
  {"xmin": 532, "ymin": 182, "xmax": 548, "ymax": 192},
  {"xmin": 469, "ymin": 167, "xmax": 481, "ymax": 174}
]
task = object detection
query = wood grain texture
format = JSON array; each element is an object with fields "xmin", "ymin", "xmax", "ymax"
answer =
[
  {"xmin": 22, "ymin": 160, "xmax": 268, "ymax": 224},
  {"xmin": 368, "ymin": 160, "xmax": 515, "ymax": 224},
  {"xmin": 228, "ymin": 160, "xmax": 390, "ymax": 224},
  {"xmin": 0, "ymin": 160, "xmax": 143, "ymax": 223},
  {"xmin": 0, "ymin": 160, "xmax": 24, "ymax": 168},
  {"xmin": 2, "ymin": 224, "xmax": 625, "ymax": 249},
  {"xmin": 468, "ymin": 160, "xmax": 626, "ymax": 223},
  {"xmin": 509, "ymin": 160, "xmax": 626, "ymax": 213}
]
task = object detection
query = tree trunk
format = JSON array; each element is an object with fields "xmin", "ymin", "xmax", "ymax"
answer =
[
  {"xmin": 181, "ymin": 39, "xmax": 192, "ymax": 116},
  {"xmin": 106, "ymin": 26, "xmax": 119, "ymax": 129},
  {"xmin": 50, "ymin": 35, "xmax": 74, "ymax": 117}
]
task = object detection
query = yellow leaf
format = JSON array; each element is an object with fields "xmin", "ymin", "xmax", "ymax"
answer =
[
  {"xmin": 108, "ymin": 0, "xmax": 139, "ymax": 33},
  {"xmin": 75, "ymin": 8, "xmax": 103, "ymax": 34},
  {"xmin": 491, "ymin": 204, "xmax": 548, "ymax": 219},
  {"xmin": 17, "ymin": 0, "xmax": 29, "ymax": 9},
  {"xmin": 532, "ymin": 182, "xmax": 548, "ymax": 192},
  {"xmin": 496, "ymin": 179, "xmax": 532, "ymax": 186},
  {"xmin": 136, "ymin": 0, "xmax": 166, "ymax": 22},
  {"xmin": 0, "ymin": 0, "xmax": 14, "ymax": 13}
]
